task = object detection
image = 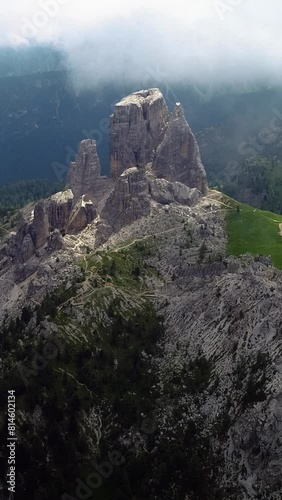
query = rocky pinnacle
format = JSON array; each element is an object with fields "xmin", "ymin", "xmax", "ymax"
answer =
[{"xmin": 110, "ymin": 89, "xmax": 208, "ymax": 194}]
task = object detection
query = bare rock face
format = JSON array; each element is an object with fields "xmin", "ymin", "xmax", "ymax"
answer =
[
  {"xmin": 149, "ymin": 178, "xmax": 201, "ymax": 207},
  {"xmin": 149, "ymin": 177, "xmax": 201, "ymax": 206},
  {"xmin": 68, "ymin": 197, "xmax": 97, "ymax": 232},
  {"xmin": 66, "ymin": 139, "xmax": 111, "ymax": 203},
  {"xmin": 173, "ymin": 183, "xmax": 201, "ymax": 206},
  {"xmin": 30, "ymin": 201, "xmax": 49, "ymax": 249},
  {"xmin": 47, "ymin": 190, "xmax": 74, "ymax": 235},
  {"xmin": 66, "ymin": 139, "xmax": 101, "ymax": 198},
  {"xmin": 153, "ymin": 103, "xmax": 208, "ymax": 193},
  {"xmin": 2, "ymin": 88, "xmax": 208, "ymax": 262},
  {"xmin": 15, "ymin": 261, "xmax": 38, "ymax": 282},
  {"xmin": 6, "ymin": 225, "xmax": 29, "ymax": 262},
  {"xmin": 20, "ymin": 234, "xmax": 35, "ymax": 262},
  {"xmin": 102, "ymin": 167, "xmax": 150, "ymax": 231},
  {"xmin": 95, "ymin": 222, "xmax": 114, "ymax": 248},
  {"xmin": 110, "ymin": 89, "xmax": 169, "ymax": 178},
  {"xmin": 110, "ymin": 90, "xmax": 207, "ymax": 195},
  {"xmin": 149, "ymin": 178, "xmax": 175, "ymax": 204},
  {"xmin": 47, "ymin": 229, "xmax": 65, "ymax": 252}
]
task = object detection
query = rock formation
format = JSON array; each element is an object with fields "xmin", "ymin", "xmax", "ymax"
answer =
[
  {"xmin": 47, "ymin": 190, "xmax": 74, "ymax": 235},
  {"xmin": 68, "ymin": 197, "xmax": 97, "ymax": 232},
  {"xmin": 66, "ymin": 139, "xmax": 111, "ymax": 204},
  {"xmin": 149, "ymin": 177, "xmax": 201, "ymax": 206},
  {"xmin": 5, "ymin": 189, "xmax": 96, "ymax": 265},
  {"xmin": 153, "ymin": 103, "xmax": 208, "ymax": 193},
  {"xmin": 3, "ymin": 88, "xmax": 209, "ymax": 267},
  {"xmin": 30, "ymin": 201, "xmax": 49, "ymax": 249},
  {"xmin": 110, "ymin": 89, "xmax": 169, "ymax": 178},
  {"xmin": 66, "ymin": 140, "xmax": 101, "ymax": 199},
  {"xmin": 101, "ymin": 167, "xmax": 150, "ymax": 232},
  {"xmin": 110, "ymin": 89, "xmax": 208, "ymax": 194}
]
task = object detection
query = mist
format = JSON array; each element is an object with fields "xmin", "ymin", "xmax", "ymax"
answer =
[{"xmin": 0, "ymin": 0, "xmax": 282, "ymax": 90}]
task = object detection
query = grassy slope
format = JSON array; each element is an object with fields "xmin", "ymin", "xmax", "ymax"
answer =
[{"xmin": 225, "ymin": 196, "xmax": 282, "ymax": 268}]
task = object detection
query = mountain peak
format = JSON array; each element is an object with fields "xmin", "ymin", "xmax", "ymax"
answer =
[{"xmin": 2, "ymin": 88, "xmax": 208, "ymax": 274}]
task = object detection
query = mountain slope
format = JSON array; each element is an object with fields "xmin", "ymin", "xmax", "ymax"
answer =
[{"xmin": 1, "ymin": 89, "xmax": 282, "ymax": 499}]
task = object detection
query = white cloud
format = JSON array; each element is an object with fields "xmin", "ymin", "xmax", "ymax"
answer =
[{"xmin": 1, "ymin": 0, "xmax": 282, "ymax": 87}]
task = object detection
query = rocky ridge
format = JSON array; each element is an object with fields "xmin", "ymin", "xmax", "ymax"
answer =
[
  {"xmin": 0, "ymin": 88, "xmax": 207, "ymax": 276},
  {"xmin": 1, "ymin": 90, "xmax": 282, "ymax": 498}
]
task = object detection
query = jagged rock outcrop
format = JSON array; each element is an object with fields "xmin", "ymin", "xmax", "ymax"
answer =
[
  {"xmin": 110, "ymin": 89, "xmax": 169, "ymax": 178},
  {"xmin": 110, "ymin": 89, "xmax": 208, "ymax": 194},
  {"xmin": 153, "ymin": 103, "xmax": 208, "ymax": 193},
  {"xmin": 4, "ymin": 88, "xmax": 282, "ymax": 499},
  {"xmin": 47, "ymin": 190, "xmax": 74, "ymax": 235},
  {"xmin": 68, "ymin": 197, "xmax": 96, "ymax": 232},
  {"xmin": 15, "ymin": 261, "xmax": 38, "ymax": 282},
  {"xmin": 6, "ymin": 223, "xmax": 37, "ymax": 264},
  {"xmin": 66, "ymin": 140, "xmax": 101, "ymax": 198},
  {"xmin": 30, "ymin": 201, "xmax": 49, "ymax": 249},
  {"xmin": 2, "ymin": 88, "xmax": 209, "ymax": 266},
  {"xmin": 149, "ymin": 177, "xmax": 201, "ymax": 206},
  {"xmin": 47, "ymin": 229, "xmax": 65, "ymax": 252},
  {"xmin": 5, "ymin": 189, "xmax": 96, "ymax": 266},
  {"xmin": 94, "ymin": 222, "xmax": 114, "ymax": 248},
  {"xmin": 101, "ymin": 166, "xmax": 150, "ymax": 231},
  {"xmin": 20, "ymin": 234, "xmax": 35, "ymax": 262},
  {"xmin": 66, "ymin": 139, "xmax": 111, "ymax": 203}
]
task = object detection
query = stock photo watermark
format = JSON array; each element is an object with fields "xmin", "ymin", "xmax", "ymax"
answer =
[
  {"xmin": 61, "ymin": 450, "xmax": 125, "ymax": 500},
  {"xmin": 62, "ymin": 412, "xmax": 157, "ymax": 499},
  {"xmin": 6, "ymin": 391, "xmax": 16, "ymax": 496},
  {"xmin": 213, "ymin": 0, "xmax": 246, "ymax": 21},
  {"xmin": 9, "ymin": 0, "xmax": 72, "ymax": 44},
  {"xmin": 17, "ymin": 333, "xmax": 65, "ymax": 386},
  {"xmin": 212, "ymin": 106, "xmax": 282, "ymax": 187}
]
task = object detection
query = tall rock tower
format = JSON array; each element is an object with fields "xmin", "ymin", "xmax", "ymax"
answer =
[
  {"xmin": 110, "ymin": 89, "xmax": 208, "ymax": 194},
  {"xmin": 110, "ymin": 89, "xmax": 169, "ymax": 178}
]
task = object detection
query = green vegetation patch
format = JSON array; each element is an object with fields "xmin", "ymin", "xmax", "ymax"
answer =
[
  {"xmin": 0, "ymin": 178, "xmax": 64, "ymax": 219},
  {"xmin": 225, "ymin": 195, "xmax": 282, "ymax": 268}
]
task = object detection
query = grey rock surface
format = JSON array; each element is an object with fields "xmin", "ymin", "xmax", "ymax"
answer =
[
  {"xmin": 110, "ymin": 89, "xmax": 169, "ymax": 178},
  {"xmin": 110, "ymin": 89, "xmax": 207, "ymax": 194},
  {"xmin": 47, "ymin": 189, "xmax": 74, "ymax": 234},
  {"xmin": 30, "ymin": 201, "xmax": 49, "ymax": 249},
  {"xmin": 149, "ymin": 177, "xmax": 202, "ymax": 206},
  {"xmin": 101, "ymin": 166, "xmax": 150, "ymax": 231},
  {"xmin": 153, "ymin": 103, "xmax": 208, "ymax": 193},
  {"xmin": 66, "ymin": 139, "xmax": 102, "ymax": 199},
  {"xmin": 68, "ymin": 197, "xmax": 97, "ymax": 232},
  {"xmin": 47, "ymin": 229, "xmax": 65, "ymax": 252},
  {"xmin": 66, "ymin": 139, "xmax": 111, "ymax": 204}
]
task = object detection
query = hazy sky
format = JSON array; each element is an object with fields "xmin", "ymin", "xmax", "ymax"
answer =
[{"xmin": 1, "ymin": 0, "xmax": 282, "ymax": 88}]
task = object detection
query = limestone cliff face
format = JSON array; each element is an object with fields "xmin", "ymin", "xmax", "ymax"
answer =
[
  {"xmin": 6, "ymin": 189, "xmax": 96, "ymax": 265},
  {"xmin": 110, "ymin": 89, "xmax": 169, "ymax": 178},
  {"xmin": 4, "ymin": 88, "xmax": 208, "ymax": 266},
  {"xmin": 101, "ymin": 167, "xmax": 150, "ymax": 232},
  {"xmin": 66, "ymin": 139, "xmax": 111, "ymax": 203},
  {"xmin": 30, "ymin": 201, "xmax": 49, "ymax": 249},
  {"xmin": 47, "ymin": 190, "xmax": 74, "ymax": 235},
  {"xmin": 68, "ymin": 197, "xmax": 97, "ymax": 232},
  {"xmin": 66, "ymin": 140, "xmax": 101, "ymax": 199},
  {"xmin": 149, "ymin": 177, "xmax": 201, "ymax": 206},
  {"xmin": 110, "ymin": 89, "xmax": 208, "ymax": 194},
  {"xmin": 153, "ymin": 104, "xmax": 208, "ymax": 194}
]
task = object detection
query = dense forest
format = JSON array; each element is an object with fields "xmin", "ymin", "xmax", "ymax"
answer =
[
  {"xmin": 0, "ymin": 245, "xmax": 230, "ymax": 499},
  {"xmin": 0, "ymin": 179, "xmax": 63, "ymax": 219},
  {"xmin": 224, "ymin": 156, "xmax": 282, "ymax": 214}
]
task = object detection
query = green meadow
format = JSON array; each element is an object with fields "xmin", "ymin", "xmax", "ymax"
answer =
[{"xmin": 224, "ymin": 196, "xmax": 282, "ymax": 269}]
